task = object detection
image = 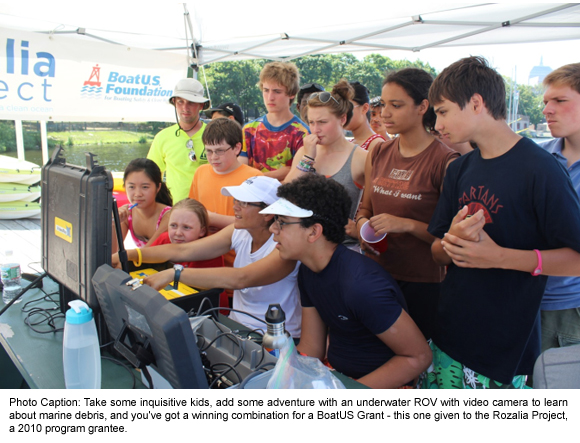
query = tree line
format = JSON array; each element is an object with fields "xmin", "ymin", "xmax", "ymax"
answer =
[{"xmin": 0, "ymin": 54, "xmax": 545, "ymax": 153}]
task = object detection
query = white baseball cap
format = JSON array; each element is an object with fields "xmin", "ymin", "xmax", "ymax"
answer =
[
  {"xmin": 221, "ymin": 176, "xmax": 281, "ymax": 205},
  {"xmin": 169, "ymin": 78, "xmax": 210, "ymax": 110},
  {"xmin": 259, "ymin": 198, "xmax": 314, "ymax": 218}
]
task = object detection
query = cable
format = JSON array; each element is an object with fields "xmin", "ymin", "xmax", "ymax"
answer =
[
  {"xmin": 0, "ymin": 272, "xmax": 47, "ymax": 317},
  {"xmin": 207, "ymin": 362, "xmax": 242, "ymax": 389},
  {"xmin": 199, "ymin": 307, "xmax": 267, "ymax": 325},
  {"xmin": 195, "ymin": 297, "xmax": 215, "ymax": 317}
]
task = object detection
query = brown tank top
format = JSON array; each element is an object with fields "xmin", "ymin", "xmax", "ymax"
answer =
[{"xmin": 369, "ymin": 137, "xmax": 459, "ymax": 282}]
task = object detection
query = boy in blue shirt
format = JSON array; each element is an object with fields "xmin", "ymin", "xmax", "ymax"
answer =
[
  {"xmin": 424, "ymin": 56, "xmax": 580, "ymax": 388},
  {"xmin": 539, "ymin": 63, "xmax": 580, "ymax": 352}
]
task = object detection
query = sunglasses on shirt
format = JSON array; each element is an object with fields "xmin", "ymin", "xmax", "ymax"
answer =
[{"xmin": 186, "ymin": 139, "xmax": 207, "ymax": 162}]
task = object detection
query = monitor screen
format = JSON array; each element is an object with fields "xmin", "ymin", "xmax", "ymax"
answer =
[{"xmin": 93, "ymin": 264, "xmax": 209, "ymax": 389}]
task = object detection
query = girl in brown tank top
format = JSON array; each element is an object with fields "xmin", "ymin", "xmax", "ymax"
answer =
[{"xmin": 355, "ymin": 68, "xmax": 459, "ymax": 340}]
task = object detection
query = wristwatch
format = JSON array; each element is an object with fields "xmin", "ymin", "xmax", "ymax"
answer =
[{"xmin": 173, "ymin": 264, "xmax": 184, "ymax": 289}]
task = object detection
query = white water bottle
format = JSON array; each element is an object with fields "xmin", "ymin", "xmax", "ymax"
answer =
[
  {"xmin": 63, "ymin": 300, "xmax": 101, "ymax": 389},
  {"xmin": 1, "ymin": 250, "xmax": 22, "ymax": 304}
]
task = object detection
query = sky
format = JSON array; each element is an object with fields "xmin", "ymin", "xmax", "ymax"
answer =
[{"xmin": 359, "ymin": 39, "xmax": 578, "ymax": 86}]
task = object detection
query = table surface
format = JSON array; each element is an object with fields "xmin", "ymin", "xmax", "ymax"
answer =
[
  {"xmin": 1, "ymin": 277, "xmax": 366, "ymax": 390},
  {"xmin": 0, "ymin": 277, "xmax": 144, "ymax": 389}
]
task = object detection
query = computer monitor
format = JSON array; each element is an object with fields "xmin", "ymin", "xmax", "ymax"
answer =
[{"xmin": 93, "ymin": 264, "xmax": 208, "ymax": 389}]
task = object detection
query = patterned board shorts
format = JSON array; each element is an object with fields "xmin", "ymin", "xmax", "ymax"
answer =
[{"xmin": 419, "ymin": 341, "xmax": 529, "ymax": 389}]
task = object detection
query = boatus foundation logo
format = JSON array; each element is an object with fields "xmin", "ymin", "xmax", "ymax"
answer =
[
  {"xmin": 80, "ymin": 65, "xmax": 173, "ymax": 102},
  {"xmin": 80, "ymin": 65, "xmax": 103, "ymax": 98},
  {"xmin": 55, "ymin": 217, "xmax": 73, "ymax": 243}
]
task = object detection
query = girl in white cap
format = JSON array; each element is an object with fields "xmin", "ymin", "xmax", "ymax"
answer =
[{"xmin": 114, "ymin": 176, "xmax": 302, "ymax": 339}]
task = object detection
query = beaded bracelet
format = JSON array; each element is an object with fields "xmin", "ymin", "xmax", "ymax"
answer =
[{"xmin": 297, "ymin": 159, "xmax": 316, "ymax": 172}]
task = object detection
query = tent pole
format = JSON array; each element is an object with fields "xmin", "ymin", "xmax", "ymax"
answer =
[
  {"xmin": 40, "ymin": 121, "xmax": 49, "ymax": 165},
  {"xmin": 15, "ymin": 120, "xmax": 25, "ymax": 161}
]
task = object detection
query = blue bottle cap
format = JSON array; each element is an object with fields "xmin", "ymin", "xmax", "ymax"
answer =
[{"xmin": 65, "ymin": 300, "xmax": 93, "ymax": 324}]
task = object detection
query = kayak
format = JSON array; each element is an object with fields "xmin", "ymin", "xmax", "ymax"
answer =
[
  {"xmin": 0, "ymin": 201, "xmax": 41, "ymax": 219},
  {"xmin": 0, "ymin": 182, "xmax": 41, "ymax": 202},
  {"xmin": 0, "ymin": 155, "xmax": 42, "ymax": 185}
]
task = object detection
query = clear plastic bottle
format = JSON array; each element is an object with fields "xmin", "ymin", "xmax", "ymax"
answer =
[
  {"xmin": 262, "ymin": 304, "xmax": 291, "ymax": 358},
  {"xmin": 63, "ymin": 300, "xmax": 102, "ymax": 389},
  {"xmin": 1, "ymin": 250, "xmax": 22, "ymax": 304}
]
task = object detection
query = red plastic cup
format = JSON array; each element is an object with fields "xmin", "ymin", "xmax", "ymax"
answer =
[{"xmin": 360, "ymin": 221, "xmax": 388, "ymax": 253}]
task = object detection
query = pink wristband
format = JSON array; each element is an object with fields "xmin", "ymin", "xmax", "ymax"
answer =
[{"xmin": 531, "ymin": 249, "xmax": 542, "ymax": 276}]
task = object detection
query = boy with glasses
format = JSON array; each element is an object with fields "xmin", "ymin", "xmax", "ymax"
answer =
[
  {"xmin": 260, "ymin": 174, "xmax": 432, "ymax": 388},
  {"xmin": 188, "ymin": 118, "xmax": 262, "ymax": 267},
  {"xmin": 147, "ymin": 78, "xmax": 210, "ymax": 202},
  {"xmin": 240, "ymin": 62, "xmax": 309, "ymax": 181}
]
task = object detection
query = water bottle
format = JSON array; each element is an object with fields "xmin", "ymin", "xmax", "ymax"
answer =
[
  {"xmin": 1, "ymin": 250, "xmax": 22, "ymax": 304},
  {"xmin": 262, "ymin": 304, "xmax": 291, "ymax": 358},
  {"xmin": 63, "ymin": 300, "xmax": 101, "ymax": 389}
]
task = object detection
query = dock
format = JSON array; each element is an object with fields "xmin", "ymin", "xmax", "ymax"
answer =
[{"xmin": 0, "ymin": 218, "xmax": 42, "ymax": 275}]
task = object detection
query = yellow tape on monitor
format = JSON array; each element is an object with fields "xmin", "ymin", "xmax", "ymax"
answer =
[{"xmin": 130, "ymin": 268, "xmax": 199, "ymax": 300}]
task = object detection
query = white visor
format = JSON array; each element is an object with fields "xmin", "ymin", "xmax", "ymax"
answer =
[{"xmin": 259, "ymin": 198, "xmax": 313, "ymax": 218}]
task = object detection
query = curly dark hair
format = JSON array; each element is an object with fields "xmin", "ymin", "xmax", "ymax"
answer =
[
  {"xmin": 276, "ymin": 174, "xmax": 351, "ymax": 244},
  {"xmin": 384, "ymin": 67, "xmax": 436, "ymax": 132}
]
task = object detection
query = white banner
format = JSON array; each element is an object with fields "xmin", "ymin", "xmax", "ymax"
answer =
[{"xmin": 0, "ymin": 28, "xmax": 190, "ymax": 122}]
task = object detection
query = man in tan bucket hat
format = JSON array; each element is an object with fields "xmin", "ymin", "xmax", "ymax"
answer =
[{"xmin": 147, "ymin": 78, "xmax": 211, "ymax": 202}]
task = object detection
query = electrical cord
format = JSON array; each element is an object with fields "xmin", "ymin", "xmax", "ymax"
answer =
[
  {"xmin": 199, "ymin": 306, "xmax": 267, "ymax": 325},
  {"xmin": 0, "ymin": 272, "xmax": 46, "ymax": 317},
  {"xmin": 207, "ymin": 362, "xmax": 242, "ymax": 389}
]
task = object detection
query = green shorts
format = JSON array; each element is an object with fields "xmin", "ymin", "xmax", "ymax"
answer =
[{"xmin": 419, "ymin": 341, "xmax": 529, "ymax": 389}]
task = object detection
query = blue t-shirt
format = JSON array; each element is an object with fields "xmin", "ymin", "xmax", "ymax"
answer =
[
  {"xmin": 428, "ymin": 137, "xmax": 580, "ymax": 383},
  {"xmin": 540, "ymin": 137, "xmax": 580, "ymax": 311},
  {"xmin": 298, "ymin": 244, "xmax": 406, "ymax": 379}
]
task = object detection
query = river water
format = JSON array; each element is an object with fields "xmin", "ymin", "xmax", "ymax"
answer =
[
  {"xmin": 4, "ymin": 143, "xmax": 151, "ymax": 172},
  {"xmin": 4, "ymin": 137, "xmax": 554, "ymax": 172}
]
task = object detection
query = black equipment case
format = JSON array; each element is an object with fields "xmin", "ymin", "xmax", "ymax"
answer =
[{"xmin": 41, "ymin": 147, "xmax": 113, "ymax": 329}]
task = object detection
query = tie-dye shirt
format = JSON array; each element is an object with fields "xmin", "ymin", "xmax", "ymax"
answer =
[{"xmin": 241, "ymin": 114, "xmax": 309, "ymax": 173}]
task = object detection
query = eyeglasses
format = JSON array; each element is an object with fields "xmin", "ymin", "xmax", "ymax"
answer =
[
  {"xmin": 308, "ymin": 91, "xmax": 340, "ymax": 106},
  {"xmin": 206, "ymin": 146, "xmax": 233, "ymax": 157},
  {"xmin": 233, "ymin": 199, "xmax": 265, "ymax": 209},
  {"xmin": 300, "ymin": 82, "xmax": 325, "ymax": 92},
  {"xmin": 273, "ymin": 215, "xmax": 302, "ymax": 230}
]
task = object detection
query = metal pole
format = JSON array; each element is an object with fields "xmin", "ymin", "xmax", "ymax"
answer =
[{"xmin": 15, "ymin": 120, "xmax": 25, "ymax": 161}]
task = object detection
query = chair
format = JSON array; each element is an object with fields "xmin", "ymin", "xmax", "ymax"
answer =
[{"xmin": 533, "ymin": 344, "xmax": 580, "ymax": 389}]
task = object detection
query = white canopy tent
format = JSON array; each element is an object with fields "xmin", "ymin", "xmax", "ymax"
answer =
[
  {"xmin": 1, "ymin": 1, "xmax": 580, "ymax": 161},
  {"xmin": 2, "ymin": 2, "xmax": 579, "ymax": 64}
]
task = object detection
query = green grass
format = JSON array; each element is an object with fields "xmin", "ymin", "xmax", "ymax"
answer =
[{"xmin": 47, "ymin": 130, "xmax": 154, "ymax": 146}]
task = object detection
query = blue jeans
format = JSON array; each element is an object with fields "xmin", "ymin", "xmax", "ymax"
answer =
[{"xmin": 541, "ymin": 307, "xmax": 580, "ymax": 353}]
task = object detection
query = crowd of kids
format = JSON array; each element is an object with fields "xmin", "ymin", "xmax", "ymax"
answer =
[{"xmin": 110, "ymin": 57, "xmax": 580, "ymax": 389}]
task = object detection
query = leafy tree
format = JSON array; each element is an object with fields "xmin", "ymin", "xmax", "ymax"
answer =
[
  {"xmin": 517, "ymin": 84, "xmax": 545, "ymax": 126},
  {"xmin": 202, "ymin": 60, "xmax": 265, "ymax": 121},
  {"xmin": 201, "ymin": 53, "xmax": 439, "ymax": 123}
]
